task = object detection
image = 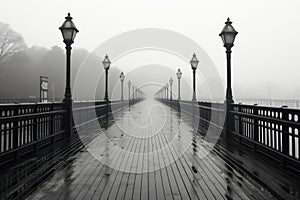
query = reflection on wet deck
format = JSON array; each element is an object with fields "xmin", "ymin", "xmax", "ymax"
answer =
[{"xmin": 26, "ymin": 99, "xmax": 276, "ymax": 200}]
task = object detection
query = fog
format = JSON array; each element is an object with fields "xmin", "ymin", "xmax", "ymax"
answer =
[{"xmin": 0, "ymin": 0, "xmax": 300, "ymax": 100}]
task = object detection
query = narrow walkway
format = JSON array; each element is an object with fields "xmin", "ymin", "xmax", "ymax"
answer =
[{"xmin": 27, "ymin": 99, "xmax": 275, "ymax": 200}]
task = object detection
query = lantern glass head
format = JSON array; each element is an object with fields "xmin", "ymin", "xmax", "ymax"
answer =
[
  {"xmin": 102, "ymin": 54, "xmax": 111, "ymax": 70},
  {"xmin": 176, "ymin": 69, "xmax": 182, "ymax": 79},
  {"xmin": 190, "ymin": 53, "xmax": 199, "ymax": 70},
  {"xmin": 120, "ymin": 72, "xmax": 125, "ymax": 81},
  {"xmin": 219, "ymin": 18, "xmax": 238, "ymax": 48},
  {"xmin": 59, "ymin": 13, "xmax": 79, "ymax": 44}
]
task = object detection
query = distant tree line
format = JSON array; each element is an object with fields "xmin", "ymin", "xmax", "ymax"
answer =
[{"xmin": 0, "ymin": 22, "xmax": 122, "ymax": 101}]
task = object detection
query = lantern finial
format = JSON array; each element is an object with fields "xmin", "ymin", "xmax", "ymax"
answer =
[{"xmin": 226, "ymin": 17, "xmax": 232, "ymax": 25}]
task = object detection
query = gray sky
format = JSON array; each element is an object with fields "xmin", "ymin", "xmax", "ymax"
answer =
[{"xmin": 1, "ymin": 0, "xmax": 300, "ymax": 99}]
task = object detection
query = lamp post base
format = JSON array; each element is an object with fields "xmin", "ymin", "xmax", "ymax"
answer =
[
  {"xmin": 225, "ymin": 98, "xmax": 234, "ymax": 104},
  {"xmin": 63, "ymin": 97, "xmax": 73, "ymax": 137}
]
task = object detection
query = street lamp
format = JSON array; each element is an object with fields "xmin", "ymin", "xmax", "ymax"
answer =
[
  {"xmin": 132, "ymin": 85, "xmax": 135, "ymax": 101},
  {"xmin": 59, "ymin": 13, "xmax": 79, "ymax": 102},
  {"xmin": 128, "ymin": 80, "xmax": 131, "ymax": 101},
  {"xmin": 102, "ymin": 54, "xmax": 111, "ymax": 101},
  {"xmin": 59, "ymin": 13, "xmax": 79, "ymax": 137},
  {"xmin": 176, "ymin": 69, "xmax": 182, "ymax": 100},
  {"xmin": 120, "ymin": 72, "xmax": 125, "ymax": 101},
  {"xmin": 166, "ymin": 84, "xmax": 169, "ymax": 100},
  {"xmin": 169, "ymin": 78, "xmax": 173, "ymax": 100},
  {"xmin": 219, "ymin": 17, "xmax": 238, "ymax": 104},
  {"xmin": 190, "ymin": 53, "xmax": 199, "ymax": 101}
]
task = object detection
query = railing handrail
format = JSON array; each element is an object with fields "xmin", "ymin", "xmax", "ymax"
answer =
[
  {"xmin": 0, "ymin": 99, "xmax": 141, "ymax": 169},
  {"xmin": 157, "ymin": 98, "xmax": 300, "ymax": 171}
]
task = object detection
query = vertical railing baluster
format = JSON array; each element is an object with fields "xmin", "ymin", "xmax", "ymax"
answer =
[
  {"xmin": 0, "ymin": 112, "xmax": 2, "ymax": 153},
  {"xmin": 12, "ymin": 107, "xmax": 18, "ymax": 159},
  {"xmin": 50, "ymin": 104, "xmax": 54, "ymax": 144},
  {"xmin": 253, "ymin": 104, "xmax": 258, "ymax": 151},
  {"xmin": 33, "ymin": 105, "xmax": 38, "ymax": 152},
  {"xmin": 281, "ymin": 106, "xmax": 289, "ymax": 168},
  {"xmin": 238, "ymin": 105, "xmax": 242, "ymax": 144}
]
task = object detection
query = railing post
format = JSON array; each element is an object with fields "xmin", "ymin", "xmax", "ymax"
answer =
[
  {"xmin": 13, "ymin": 107, "xmax": 19, "ymax": 159},
  {"xmin": 253, "ymin": 104, "xmax": 259, "ymax": 151},
  {"xmin": 238, "ymin": 104, "xmax": 242, "ymax": 145},
  {"xmin": 33, "ymin": 105, "xmax": 38, "ymax": 153},
  {"xmin": 281, "ymin": 106, "xmax": 289, "ymax": 168},
  {"xmin": 50, "ymin": 103, "xmax": 55, "ymax": 144}
]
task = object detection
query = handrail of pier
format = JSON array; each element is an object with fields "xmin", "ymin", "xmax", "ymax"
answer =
[
  {"xmin": 157, "ymin": 98, "xmax": 300, "ymax": 173},
  {"xmin": 0, "ymin": 99, "xmax": 141, "ymax": 168}
]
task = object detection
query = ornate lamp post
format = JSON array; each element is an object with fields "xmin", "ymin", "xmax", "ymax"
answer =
[
  {"xmin": 166, "ymin": 84, "xmax": 169, "ymax": 100},
  {"xmin": 219, "ymin": 17, "xmax": 238, "ymax": 136},
  {"xmin": 120, "ymin": 72, "xmax": 125, "ymax": 101},
  {"xmin": 59, "ymin": 13, "xmax": 79, "ymax": 103},
  {"xmin": 176, "ymin": 69, "xmax": 182, "ymax": 100},
  {"xmin": 190, "ymin": 53, "xmax": 199, "ymax": 101},
  {"xmin": 169, "ymin": 78, "xmax": 173, "ymax": 100},
  {"xmin": 136, "ymin": 88, "xmax": 138, "ymax": 100},
  {"xmin": 219, "ymin": 18, "xmax": 238, "ymax": 104},
  {"xmin": 132, "ymin": 85, "xmax": 135, "ymax": 101},
  {"xmin": 128, "ymin": 80, "xmax": 131, "ymax": 101},
  {"xmin": 102, "ymin": 55, "xmax": 111, "ymax": 102},
  {"xmin": 59, "ymin": 13, "xmax": 79, "ymax": 136}
]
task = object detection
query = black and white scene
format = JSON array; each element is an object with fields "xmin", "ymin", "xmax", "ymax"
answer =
[{"xmin": 0, "ymin": 0, "xmax": 300, "ymax": 199}]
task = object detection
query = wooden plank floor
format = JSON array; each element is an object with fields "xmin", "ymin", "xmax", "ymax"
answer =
[{"xmin": 26, "ymin": 99, "xmax": 276, "ymax": 200}]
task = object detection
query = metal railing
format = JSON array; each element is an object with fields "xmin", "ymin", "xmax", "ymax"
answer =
[
  {"xmin": 0, "ymin": 99, "xmax": 142, "ymax": 168},
  {"xmin": 159, "ymin": 98, "xmax": 300, "ymax": 172},
  {"xmin": 231, "ymin": 104, "xmax": 300, "ymax": 170}
]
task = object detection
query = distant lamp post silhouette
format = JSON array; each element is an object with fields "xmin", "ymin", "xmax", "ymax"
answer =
[
  {"xmin": 132, "ymin": 85, "xmax": 135, "ymax": 101},
  {"xmin": 128, "ymin": 80, "xmax": 131, "ymax": 101},
  {"xmin": 59, "ymin": 13, "xmax": 79, "ymax": 102},
  {"xmin": 102, "ymin": 55, "xmax": 111, "ymax": 102},
  {"xmin": 176, "ymin": 69, "xmax": 182, "ymax": 100},
  {"xmin": 166, "ymin": 84, "xmax": 169, "ymax": 100},
  {"xmin": 219, "ymin": 18, "xmax": 238, "ymax": 104},
  {"xmin": 190, "ymin": 53, "xmax": 199, "ymax": 101},
  {"xmin": 120, "ymin": 72, "xmax": 125, "ymax": 101},
  {"xmin": 169, "ymin": 78, "xmax": 173, "ymax": 100}
]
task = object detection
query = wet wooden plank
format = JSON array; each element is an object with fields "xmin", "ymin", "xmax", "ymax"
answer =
[
  {"xmin": 148, "ymin": 127, "xmax": 157, "ymax": 200},
  {"xmin": 123, "ymin": 132, "xmax": 144, "ymax": 199},
  {"xmin": 25, "ymin": 100, "xmax": 289, "ymax": 200},
  {"xmin": 159, "ymin": 130, "xmax": 191, "ymax": 200},
  {"xmin": 159, "ymin": 130, "xmax": 198, "ymax": 200},
  {"xmin": 114, "ymin": 127, "xmax": 141, "ymax": 199},
  {"xmin": 96, "ymin": 129, "xmax": 136, "ymax": 200},
  {"xmin": 56, "ymin": 155, "xmax": 99, "ymax": 200},
  {"xmin": 107, "ymin": 129, "xmax": 140, "ymax": 200},
  {"xmin": 132, "ymin": 136, "xmax": 146, "ymax": 200},
  {"xmin": 151, "ymin": 127, "xmax": 166, "ymax": 200},
  {"xmin": 164, "ymin": 129, "xmax": 207, "ymax": 200},
  {"xmin": 153, "ymin": 129, "xmax": 173, "ymax": 200},
  {"xmin": 140, "ymin": 132, "xmax": 149, "ymax": 200}
]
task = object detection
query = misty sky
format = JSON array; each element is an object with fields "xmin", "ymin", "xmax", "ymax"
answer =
[{"xmin": 1, "ymin": 0, "xmax": 300, "ymax": 99}]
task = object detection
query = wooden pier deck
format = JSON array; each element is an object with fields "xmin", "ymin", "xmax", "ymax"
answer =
[{"xmin": 24, "ymin": 99, "xmax": 298, "ymax": 200}]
